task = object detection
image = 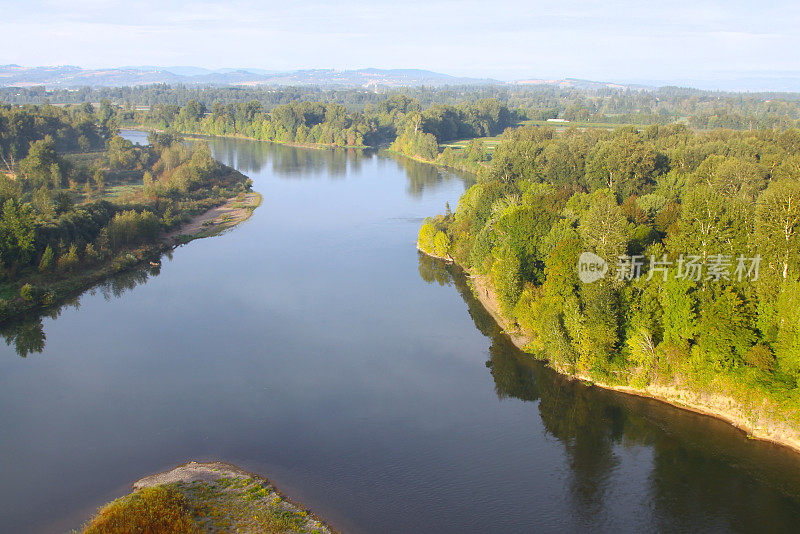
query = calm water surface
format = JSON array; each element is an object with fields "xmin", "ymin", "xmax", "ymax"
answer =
[{"xmin": 1, "ymin": 132, "xmax": 799, "ymax": 533}]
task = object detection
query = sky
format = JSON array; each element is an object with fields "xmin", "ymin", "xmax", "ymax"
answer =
[{"xmin": 2, "ymin": 0, "xmax": 800, "ymax": 84}]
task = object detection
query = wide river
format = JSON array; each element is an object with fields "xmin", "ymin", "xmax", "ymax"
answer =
[{"xmin": 1, "ymin": 132, "xmax": 800, "ymax": 533}]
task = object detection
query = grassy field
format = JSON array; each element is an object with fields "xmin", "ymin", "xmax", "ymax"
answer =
[
  {"xmin": 99, "ymin": 181, "xmax": 143, "ymax": 201},
  {"xmin": 62, "ymin": 151, "xmax": 146, "ymax": 203},
  {"xmin": 519, "ymin": 119, "xmax": 651, "ymax": 131},
  {"xmin": 439, "ymin": 118, "xmax": 655, "ymax": 156},
  {"xmin": 440, "ymin": 136, "xmax": 503, "ymax": 152}
]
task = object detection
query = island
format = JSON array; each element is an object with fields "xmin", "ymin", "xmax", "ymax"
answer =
[{"xmin": 80, "ymin": 462, "xmax": 332, "ymax": 534}]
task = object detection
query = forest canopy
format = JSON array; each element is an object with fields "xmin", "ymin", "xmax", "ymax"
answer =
[{"xmin": 419, "ymin": 122, "xmax": 800, "ymax": 426}]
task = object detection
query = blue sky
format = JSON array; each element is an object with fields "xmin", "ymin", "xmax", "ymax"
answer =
[{"xmin": 2, "ymin": 0, "xmax": 799, "ymax": 83}]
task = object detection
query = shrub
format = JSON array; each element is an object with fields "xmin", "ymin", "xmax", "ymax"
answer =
[
  {"xmin": 81, "ymin": 486, "xmax": 198, "ymax": 534},
  {"xmin": 57, "ymin": 244, "xmax": 80, "ymax": 271},
  {"xmin": 20, "ymin": 283, "xmax": 35, "ymax": 301},
  {"xmin": 38, "ymin": 245, "xmax": 54, "ymax": 272},
  {"xmin": 84, "ymin": 243, "xmax": 101, "ymax": 264},
  {"xmin": 745, "ymin": 344, "xmax": 776, "ymax": 372},
  {"xmin": 106, "ymin": 210, "xmax": 161, "ymax": 250}
]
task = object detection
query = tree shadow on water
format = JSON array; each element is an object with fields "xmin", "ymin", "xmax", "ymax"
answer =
[
  {"xmin": 0, "ymin": 261, "xmax": 164, "ymax": 358},
  {"xmin": 417, "ymin": 252, "xmax": 800, "ymax": 531}
]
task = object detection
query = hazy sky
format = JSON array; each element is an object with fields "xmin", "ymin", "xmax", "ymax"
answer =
[{"xmin": 2, "ymin": 0, "xmax": 799, "ymax": 82}]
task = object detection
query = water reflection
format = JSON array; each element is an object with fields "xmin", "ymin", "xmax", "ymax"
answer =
[
  {"xmin": 391, "ymin": 154, "xmax": 475, "ymax": 198},
  {"xmin": 1, "ymin": 261, "xmax": 164, "ymax": 357},
  {"xmin": 418, "ymin": 252, "xmax": 800, "ymax": 532},
  {"xmin": 203, "ymin": 133, "xmax": 474, "ymax": 193},
  {"xmin": 197, "ymin": 135, "xmax": 367, "ymax": 178},
  {"xmin": 4, "ymin": 133, "xmax": 472, "ymax": 359}
]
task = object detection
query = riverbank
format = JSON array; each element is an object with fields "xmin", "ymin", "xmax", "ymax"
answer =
[
  {"xmin": 79, "ymin": 461, "xmax": 332, "ymax": 533},
  {"xmin": 420, "ymin": 249, "xmax": 800, "ymax": 455},
  {"xmin": 165, "ymin": 191, "xmax": 262, "ymax": 244},
  {"xmin": 126, "ymin": 125, "xmax": 368, "ymax": 151},
  {"xmin": 0, "ymin": 190, "xmax": 261, "ymax": 326},
  {"xmin": 387, "ymin": 148, "xmax": 483, "ymax": 175}
]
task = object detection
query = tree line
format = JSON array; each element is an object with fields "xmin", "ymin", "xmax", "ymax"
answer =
[
  {"xmin": 129, "ymin": 95, "xmax": 518, "ymax": 150},
  {"xmin": 6, "ymin": 83, "xmax": 800, "ymax": 131}
]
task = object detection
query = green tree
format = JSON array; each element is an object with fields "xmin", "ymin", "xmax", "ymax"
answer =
[
  {"xmin": 0, "ymin": 199, "xmax": 36, "ymax": 267},
  {"xmin": 38, "ymin": 245, "xmax": 54, "ymax": 272}
]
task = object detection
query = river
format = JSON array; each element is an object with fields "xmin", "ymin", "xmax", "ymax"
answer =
[{"xmin": 1, "ymin": 131, "xmax": 799, "ymax": 533}]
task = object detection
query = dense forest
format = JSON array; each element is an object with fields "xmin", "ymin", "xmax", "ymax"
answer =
[
  {"xmin": 418, "ymin": 123, "xmax": 800, "ymax": 424},
  {"xmin": 127, "ymin": 95, "xmax": 517, "ymax": 154},
  {"xmin": 5, "ymin": 83, "xmax": 800, "ymax": 131},
  {"xmin": 0, "ymin": 103, "xmax": 251, "ymax": 321}
]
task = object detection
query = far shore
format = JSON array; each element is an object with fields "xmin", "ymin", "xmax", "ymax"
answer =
[
  {"xmin": 123, "ymin": 126, "xmax": 369, "ymax": 151},
  {"xmin": 418, "ymin": 248, "xmax": 800, "ymax": 456}
]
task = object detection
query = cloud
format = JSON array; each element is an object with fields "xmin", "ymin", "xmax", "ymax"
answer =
[{"xmin": 1, "ymin": 0, "xmax": 799, "ymax": 80}]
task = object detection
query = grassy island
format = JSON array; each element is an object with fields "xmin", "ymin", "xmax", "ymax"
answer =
[{"xmin": 79, "ymin": 462, "xmax": 332, "ymax": 534}]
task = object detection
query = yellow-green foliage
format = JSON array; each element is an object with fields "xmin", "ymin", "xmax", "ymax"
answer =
[
  {"xmin": 391, "ymin": 131, "xmax": 439, "ymax": 161},
  {"xmin": 433, "ymin": 231, "xmax": 450, "ymax": 257},
  {"xmin": 432, "ymin": 123, "xmax": 800, "ymax": 398},
  {"xmin": 82, "ymin": 486, "xmax": 199, "ymax": 534},
  {"xmin": 418, "ymin": 222, "xmax": 437, "ymax": 254},
  {"xmin": 150, "ymin": 143, "xmax": 223, "ymax": 194}
]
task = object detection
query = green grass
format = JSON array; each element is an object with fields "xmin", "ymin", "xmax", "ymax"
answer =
[
  {"xmin": 99, "ymin": 183, "xmax": 144, "ymax": 200},
  {"xmin": 62, "ymin": 151, "xmax": 105, "ymax": 166},
  {"xmin": 439, "ymin": 118, "xmax": 651, "ymax": 154},
  {"xmin": 441, "ymin": 135, "xmax": 503, "ymax": 152},
  {"xmin": 519, "ymin": 119, "xmax": 651, "ymax": 131}
]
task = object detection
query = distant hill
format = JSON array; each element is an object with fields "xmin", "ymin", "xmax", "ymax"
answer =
[
  {"xmin": 0, "ymin": 65, "xmax": 500, "ymax": 88},
  {"xmin": 4, "ymin": 65, "xmax": 800, "ymax": 92},
  {"xmin": 513, "ymin": 78, "xmax": 637, "ymax": 90}
]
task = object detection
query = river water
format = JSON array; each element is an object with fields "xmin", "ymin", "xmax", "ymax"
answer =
[{"xmin": 1, "ymin": 131, "xmax": 799, "ymax": 533}]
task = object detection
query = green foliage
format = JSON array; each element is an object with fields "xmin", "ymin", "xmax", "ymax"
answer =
[
  {"xmin": 0, "ymin": 102, "xmax": 252, "ymax": 328},
  {"xmin": 57, "ymin": 243, "xmax": 80, "ymax": 271},
  {"xmin": 421, "ymin": 118, "xmax": 800, "ymax": 405},
  {"xmin": 432, "ymin": 231, "xmax": 450, "ymax": 258},
  {"xmin": 0, "ymin": 198, "xmax": 36, "ymax": 267},
  {"xmin": 417, "ymin": 222, "xmax": 437, "ymax": 254},
  {"xmin": 19, "ymin": 283, "xmax": 35, "ymax": 301},
  {"xmin": 38, "ymin": 244, "xmax": 54, "ymax": 272},
  {"xmin": 391, "ymin": 131, "xmax": 439, "ymax": 160},
  {"xmin": 106, "ymin": 210, "xmax": 160, "ymax": 250},
  {"xmin": 490, "ymin": 244, "xmax": 522, "ymax": 313},
  {"xmin": 775, "ymin": 279, "xmax": 800, "ymax": 375}
]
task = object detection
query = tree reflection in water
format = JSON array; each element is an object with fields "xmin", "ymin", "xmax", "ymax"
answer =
[
  {"xmin": 392, "ymin": 154, "xmax": 475, "ymax": 198},
  {"xmin": 417, "ymin": 252, "xmax": 800, "ymax": 532},
  {"xmin": 200, "ymin": 135, "xmax": 367, "ymax": 178},
  {"xmin": 0, "ymin": 260, "xmax": 165, "ymax": 357}
]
